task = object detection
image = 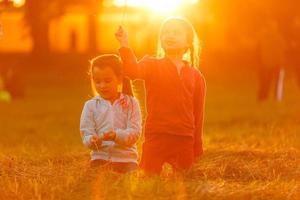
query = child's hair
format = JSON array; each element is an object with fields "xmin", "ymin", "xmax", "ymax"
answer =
[
  {"xmin": 157, "ymin": 16, "xmax": 200, "ymax": 69},
  {"xmin": 89, "ymin": 54, "xmax": 132, "ymax": 96}
]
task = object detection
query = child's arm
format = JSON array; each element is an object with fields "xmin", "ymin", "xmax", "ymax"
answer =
[
  {"xmin": 80, "ymin": 102, "xmax": 102, "ymax": 150},
  {"xmin": 193, "ymin": 72, "xmax": 206, "ymax": 160},
  {"xmin": 115, "ymin": 26, "xmax": 152, "ymax": 80},
  {"xmin": 113, "ymin": 98, "xmax": 142, "ymax": 147}
]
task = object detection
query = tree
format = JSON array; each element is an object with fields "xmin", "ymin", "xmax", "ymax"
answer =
[
  {"xmin": 24, "ymin": 0, "xmax": 64, "ymax": 55},
  {"xmin": 24, "ymin": 0, "xmax": 103, "ymax": 56}
]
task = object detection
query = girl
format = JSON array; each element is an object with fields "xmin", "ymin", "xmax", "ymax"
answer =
[
  {"xmin": 80, "ymin": 54, "xmax": 142, "ymax": 173},
  {"xmin": 115, "ymin": 17, "xmax": 206, "ymax": 175}
]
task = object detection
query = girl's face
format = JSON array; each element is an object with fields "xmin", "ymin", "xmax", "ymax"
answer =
[
  {"xmin": 92, "ymin": 66, "xmax": 121, "ymax": 101},
  {"xmin": 160, "ymin": 21, "xmax": 190, "ymax": 55}
]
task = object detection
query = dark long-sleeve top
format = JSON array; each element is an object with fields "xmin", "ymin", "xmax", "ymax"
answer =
[{"xmin": 119, "ymin": 47, "xmax": 206, "ymax": 158}]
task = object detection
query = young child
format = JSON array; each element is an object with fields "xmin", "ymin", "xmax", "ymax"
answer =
[
  {"xmin": 115, "ymin": 17, "xmax": 206, "ymax": 175},
  {"xmin": 80, "ymin": 54, "xmax": 142, "ymax": 173}
]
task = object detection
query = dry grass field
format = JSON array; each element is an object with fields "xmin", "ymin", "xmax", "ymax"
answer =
[{"xmin": 1, "ymin": 66, "xmax": 300, "ymax": 200}]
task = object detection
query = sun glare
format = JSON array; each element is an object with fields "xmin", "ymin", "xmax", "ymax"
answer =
[
  {"xmin": 11, "ymin": 0, "xmax": 25, "ymax": 8},
  {"xmin": 113, "ymin": 0, "xmax": 198, "ymax": 14}
]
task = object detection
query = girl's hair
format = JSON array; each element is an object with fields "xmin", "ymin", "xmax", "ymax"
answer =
[
  {"xmin": 157, "ymin": 16, "xmax": 200, "ymax": 69},
  {"xmin": 89, "ymin": 54, "xmax": 132, "ymax": 96}
]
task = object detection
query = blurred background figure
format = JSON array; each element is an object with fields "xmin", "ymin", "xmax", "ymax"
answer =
[
  {"xmin": 289, "ymin": 16, "xmax": 300, "ymax": 88},
  {"xmin": 0, "ymin": 65, "xmax": 24, "ymax": 100},
  {"xmin": 0, "ymin": 70, "xmax": 11, "ymax": 102},
  {"xmin": 257, "ymin": 20, "xmax": 286, "ymax": 102},
  {"xmin": 0, "ymin": 16, "xmax": 11, "ymax": 102}
]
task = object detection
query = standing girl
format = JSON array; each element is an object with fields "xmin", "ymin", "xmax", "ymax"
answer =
[
  {"xmin": 115, "ymin": 17, "xmax": 206, "ymax": 175},
  {"xmin": 80, "ymin": 54, "xmax": 142, "ymax": 173}
]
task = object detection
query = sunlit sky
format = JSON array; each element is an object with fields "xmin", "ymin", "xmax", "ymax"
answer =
[
  {"xmin": 0, "ymin": 0, "xmax": 25, "ymax": 7},
  {"xmin": 2, "ymin": 0, "xmax": 199, "ymax": 12},
  {"xmin": 113, "ymin": 0, "xmax": 199, "ymax": 14}
]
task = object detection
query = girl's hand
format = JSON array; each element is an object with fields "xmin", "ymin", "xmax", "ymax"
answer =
[
  {"xmin": 126, "ymin": 133, "xmax": 138, "ymax": 146},
  {"xmin": 103, "ymin": 131, "xmax": 116, "ymax": 141},
  {"xmin": 90, "ymin": 133, "xmax": 102, "ymax": 150},
  {"xmin": 115, "ymin": 26, "xmax": 129, "ymax": 47}
]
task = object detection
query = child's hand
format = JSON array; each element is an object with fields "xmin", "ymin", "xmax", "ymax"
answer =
[
  {"xmin": 90, "ymin": 133, "xmax": 102, "ymax": 150},
  {"xmin": 126, "ymin": 133, "xmax": 138, "ymax": 147},
  {"xmin": 103, "ymin": 131, "xmax": 116, "ymax": 141},
  {"xmin": 115, "ymin": 26, "xmax": 129, "ymax": 47}
]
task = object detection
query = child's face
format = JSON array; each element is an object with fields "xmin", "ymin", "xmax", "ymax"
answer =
[
  {"xmin": 160, "ymin": 21, "xmax": 190, "ymax": 55},
  {"xmin": 92, "ymin": 66, "xmax": 121, "ymax": 101}
]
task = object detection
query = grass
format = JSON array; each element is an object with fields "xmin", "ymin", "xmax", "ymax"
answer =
[{"xmin": 0, "ymin": 67, "xmax": 300, "ymax": 200}]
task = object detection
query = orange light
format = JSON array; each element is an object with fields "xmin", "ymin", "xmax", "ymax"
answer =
[
  {"xmin": 113, "ymin": 0, "xmax": 198, "ymax": 14},
  {"xmin": 11, "ymin": 0, "xmax": 25, "ymax": 8}
]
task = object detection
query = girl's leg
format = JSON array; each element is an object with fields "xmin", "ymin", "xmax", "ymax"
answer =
[
  {"xmin": 90, "ymin": 159, "xmax": 109, "ymax": 168},
  {"xmin": 140, "ymin": 134, "xmax": 194, "ymax": 175},
  {"xmin": 166, "ymin": 135, "xmax": 194, "ymax": 172},
  {"xmin": 140, "ymin": 142, "xmax": 164, "ymax": 175},
  {"xmin": 112, "ymin": 162, "xmax": 138, "ymax": 173},
  {"xmin": 140, "ymin": 134, "xmax": 168, "ymax": 175}
]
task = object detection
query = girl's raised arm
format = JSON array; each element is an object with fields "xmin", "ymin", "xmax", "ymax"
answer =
[{"xmin": 115, "ymin": 26, "xmax": 153, "ymax": 80}]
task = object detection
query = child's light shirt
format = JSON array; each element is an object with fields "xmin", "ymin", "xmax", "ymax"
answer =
[{"xmin": 80, "ymin": 93, "xmax": 142, "ymax": 163}]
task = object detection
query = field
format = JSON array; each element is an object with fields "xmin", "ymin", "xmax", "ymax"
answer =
[{"xmin": 1, "ymin": 66, "xmax": 300, "ymax": 200}]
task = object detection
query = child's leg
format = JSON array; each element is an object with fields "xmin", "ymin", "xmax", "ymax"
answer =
[
  {"xmin": 112, "ymin": 162, "xmax": 138, "ymax": 173},
  {"xmin": 140, "ymin": 144, "xmax": 164, "ymax": 175},
  {"xmin": 90, "ymin": 159, "xmax": 109, "ymax": 168},
  {"xmin": 140, "ymin": 134, "xmax": 168, "ymax": 175},
  {"xmin": 140, "ymin": 134, "xmax": 194, "ymax": 175},
  {"xmin": 165, "ymin": 135, "xmax": 194, "ymax": 172}
]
